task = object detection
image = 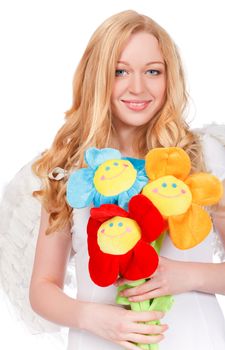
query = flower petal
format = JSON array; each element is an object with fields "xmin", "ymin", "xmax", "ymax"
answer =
[
  {"xmin": 87, "ymin": 217, "xmax": 101, "ymax": 244},
  {"xmin": 168, "ymin": 203, "xmax": 212, "ymax": 249},
  {"xmin": 87, "ymin": 216, "xmax": 120, "ymax": 287},
  {"xmin": 118, "ymin": 191, "xmax": 131, "ymax": 210},
  {"xmin": 90, "ymin": 204, "xmax": 129, "ymax": 223},
  {"xmin": 85, "ymin": 147, "xmax": 122, "ymax": 169},
  {"xmin": 120, "ymin": 240, "xmax": 159, "ymax": 280},
  {"xmin": 185, "ymin": 173, "xmax": 223, "ymax": 205},
  {"xmin": 145, "ymin": 147, "xmax": 191, "ymax": 181},
  {"xmin": 117, "ymin": 168, "xmax": 149, "ymax": 210},
  {"xmin": 93, "ymin": 191, "xmax": 117, "ymax": 207},
  {"xmin": 89, "ymin": 253, "xmax": 119, "ymax": 287},
  {"xmin": 128, "ymin": 194, "xmax": 165, "ymax": 242},
  {"xmin": 124, "ymin": 157, "xmax": 146, "ymax": 171},
  {"xmin": 66, "ymin": 168, "xmax": 95, "ymax": 208}
]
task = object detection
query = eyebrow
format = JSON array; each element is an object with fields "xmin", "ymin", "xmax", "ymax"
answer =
[{"xmin": 117, "ymin": 60, "xmax": 165, "ymax": 66}]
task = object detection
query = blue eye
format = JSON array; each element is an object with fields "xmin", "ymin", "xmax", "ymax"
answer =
[
  {"xmin": 105, "ymin": 166, "xmax": 110, "ymax": 171},
  {"xmin": 161, "ymin": 182, "xmax": 167, "ymax": 188},
  {"xmin": 172, "ymin": 183, "xmax": 177, "ymax": 188},
  {"xmin": 115, "ymin": 69, "xmax": 127, "ymax": 77},
  {"xmin": 118, "ymin": 222, "xmax": 123, "ymax": 227},
  {"xmin": 146, "ymin": 69, "xmax": 160, "ymax": 76},
  {"xmin": 113, "ymin": 162, "xmax": 119, "ymax": 166},
  {"xmin": 109, "ymin": 223, "xmax": 114, "ymax": 227}
]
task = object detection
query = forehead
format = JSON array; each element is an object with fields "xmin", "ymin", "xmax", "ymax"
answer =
[{"xmin": 118, "ymin": 31, "xmax": 164, "ymax": 65}]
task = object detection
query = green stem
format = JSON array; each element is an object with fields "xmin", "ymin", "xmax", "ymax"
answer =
[
  {"xmin": 116, "ymin": 279, "xmax": 149, "ymax": 309},
  {"xmin": 116, "ymin": 232, "xmax": 173, "ymax": 350},
  {"xmin": 151, "ymin": 232, "xmax": 166, "ymax": 254}
]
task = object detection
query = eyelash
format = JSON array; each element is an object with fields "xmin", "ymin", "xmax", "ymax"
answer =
[{"xmin": 115, "ymin": 69, "xmax": 161, "ymax": 77}]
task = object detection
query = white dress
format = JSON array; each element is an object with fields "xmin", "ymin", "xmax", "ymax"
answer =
[{"xmin": 67, "ymin": 133, "xmax": 225, "ymax": 350}]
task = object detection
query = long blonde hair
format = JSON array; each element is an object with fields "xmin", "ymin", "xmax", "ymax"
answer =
[{"xmin": 33, "ymin": 10, "xmax": 203, "ymax": 234}]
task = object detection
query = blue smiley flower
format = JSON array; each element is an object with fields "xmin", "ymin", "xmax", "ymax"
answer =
[{"xmin": 66, "ymin": 147, "xmax": 148, "ymax": 209}]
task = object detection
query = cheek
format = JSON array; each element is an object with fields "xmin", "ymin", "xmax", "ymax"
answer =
[
  {"xmin": 112, "ymin": 80, "xmax": 129, "ymax": 99},
  {"xmin": 147, "ymin": 77, "xmax": 166, "ymax": 99}
]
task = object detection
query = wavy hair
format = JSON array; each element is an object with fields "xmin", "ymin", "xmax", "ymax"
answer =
[{"xmin": 33, "ymin": 10, "xmax": 204, "ymax": 234}]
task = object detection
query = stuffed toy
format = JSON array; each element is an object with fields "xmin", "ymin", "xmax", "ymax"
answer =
[
  {"xmin": 66, "ymin": 147, "xmax": 148, "ymax": 209},
  {"xmin": 142, "ymin": 147, "xmax": 223, "ymax": 249},
  {"xmin": 67, "ymin": 146, "xmax": 223, "ymax": 350},
  {"xmin": 87, "ymin": 194, "xmax": 164, "ymax": 287},
  {"xmin": 87, "ymin": 194, "xmax": 173, "ymax": 350}
]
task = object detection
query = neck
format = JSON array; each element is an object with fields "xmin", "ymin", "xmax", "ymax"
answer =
[{"xmin": 112, "ymin": 121, "xmax": 139, "ymax": 158}]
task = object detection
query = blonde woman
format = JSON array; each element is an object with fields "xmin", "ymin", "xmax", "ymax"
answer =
[{"xmin": 29, "ymin": 10, "xmax": 225, "ymax": 350}]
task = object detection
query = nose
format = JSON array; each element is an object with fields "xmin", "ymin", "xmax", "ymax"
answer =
[{"xmin": 129, "ymin": 73, "xmax": 145, "ymax": 95}]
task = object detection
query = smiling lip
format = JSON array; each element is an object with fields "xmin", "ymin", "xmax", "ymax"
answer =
[
  {"xmin": 100, "ymin": 164, "xmax": 128, "ymax": 181},
  {"xmin": 100, "ymin": 227, "xmax": 131, "ymax": 237},
  {"xmin": 157, "ymin": 193, "xmax": 181, "ymax": 199},
  {"xmin": 122, "ymin": 100, "xmax": 151, "ymax": 111}
]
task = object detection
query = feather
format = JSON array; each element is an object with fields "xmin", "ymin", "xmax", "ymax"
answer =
[
  {"xmin": 194, "ymin": 123, "xmax": 225, "ymax": 261},
  {"xmin": 0, "ymin": 158, "xmax": 76, "ymax": 336}
]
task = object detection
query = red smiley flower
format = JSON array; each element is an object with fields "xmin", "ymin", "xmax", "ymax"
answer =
[{"xmin": 87, "ymin": 194, "xmax": 165, "ymax": 287}]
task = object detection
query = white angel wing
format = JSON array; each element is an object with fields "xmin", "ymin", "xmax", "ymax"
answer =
[
  {"xmin": 0, "ymin": 158, "xmax": 76, "ymax": 336},
  {"xmin": 194, "ymin": 123, "xmax": 225, "ymax": 261},
  {"xmin": 196, "ymin": 123, "xmax": 225, "ymax": 180}
]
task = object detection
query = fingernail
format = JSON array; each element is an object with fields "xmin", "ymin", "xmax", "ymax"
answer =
[{"xmin": 162, "ymin": 324, "xmax": 169, "ymax": 331}]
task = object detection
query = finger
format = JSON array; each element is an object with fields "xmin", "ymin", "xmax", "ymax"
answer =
[
  {"xmin": 129, "ymin": 322, "xmax": 168, "ymax": 335},
  {"xmin": 120, "ymin": 280, "xmax": 160, "ymax": 297},
  {"xmin": 150, "ymin": 256, "xmax": 167, "ymax": 277},
  {"xmin": 158, "ymin": 256, "xmax": 167, "ymax": 263},
  {"xmin": 115, "ymin": 278, "xmax": 134, "ymax": 287},
  {"xmin": 127, "ymin": 333, "xmax": 164, "ymax": 345},
  {"xmin": 130, "ymin": 310, "xmax": 165, "ymax": 323},
  {"xmin": 117, "ymin": 340, "xmax": 141, "ymax": 350},
  {"xmin": 120, "ymin": 282, "xmax": 149, "ymax": 297},
  {"xmin": 114, "ymin": 277, "xmax": 124, "ymax": 286},
  {"xmin": 128, "ymin": 288, "xmax": 164, "ymax": 302}
]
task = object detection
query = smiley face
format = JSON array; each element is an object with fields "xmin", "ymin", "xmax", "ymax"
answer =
[
  {"xmin": 93, "ymin": 159, "xmax": 137, "ymax": 196},
  {"xmin": 97, "ymin": 216, "xmax": 141, "ymax": 255},
  {"xmin": 142, "ymin": 175, "xmax": 192, "ymax": 216}
]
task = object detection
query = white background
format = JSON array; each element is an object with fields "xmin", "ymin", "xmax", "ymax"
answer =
[{"xmin": 0, "ymin": 0, "xmax": 224, "ymax": 349}]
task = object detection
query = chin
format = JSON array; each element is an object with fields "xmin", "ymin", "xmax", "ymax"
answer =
[{"xmin": 122, "ymin": 117, "xmax": 153, "ymax": 128}]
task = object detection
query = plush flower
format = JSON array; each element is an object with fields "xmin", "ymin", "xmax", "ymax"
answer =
[
  {"xmin": 142, "ymin": 147, "xmax": 223, "ymax": 249},
  {"xmin": 66, "ymin": 147, "xmax": 148, "ymax": 209},
  {"xmin": 87, "ymin": 194, "xmax": 165, "ymax": 287}
]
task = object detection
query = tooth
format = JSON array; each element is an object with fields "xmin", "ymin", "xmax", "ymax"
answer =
[{"xmin": 130, "ymin": 103, "xmax": 145, "ymax": 106}]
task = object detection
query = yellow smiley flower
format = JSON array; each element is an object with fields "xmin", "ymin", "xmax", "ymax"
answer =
[{"xmin": 142, "ymin": 147, "xmax": 223, "ymax": 249}]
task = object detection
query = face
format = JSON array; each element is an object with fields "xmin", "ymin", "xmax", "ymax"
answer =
[
  {"xmin": 142, "ymin": 175, "xmax": 192, "ymax": 217},
  {"xmin": 111, "ymin": 31, "xmax": 166, "ymax": 128},
  {"xmin": 97, "ymin": 216, "xmax": 141, "ymax": 255},
  {"xmin": 93, "ymin": 159, "xmax": 137, "ymax": 196}
]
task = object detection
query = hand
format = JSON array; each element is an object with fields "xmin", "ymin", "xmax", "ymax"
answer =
[
  {"xmin": 80, "ymin": 302, "xmax": 168, "ymax": 350},
  {"xmin": 116, "ymin": 256, "xmax": 194, "ymax": 302}
]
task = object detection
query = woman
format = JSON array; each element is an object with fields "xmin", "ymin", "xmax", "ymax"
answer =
[{"xmin": 29, "ymin": 10, "xmax": 225, "ymax": 350}]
